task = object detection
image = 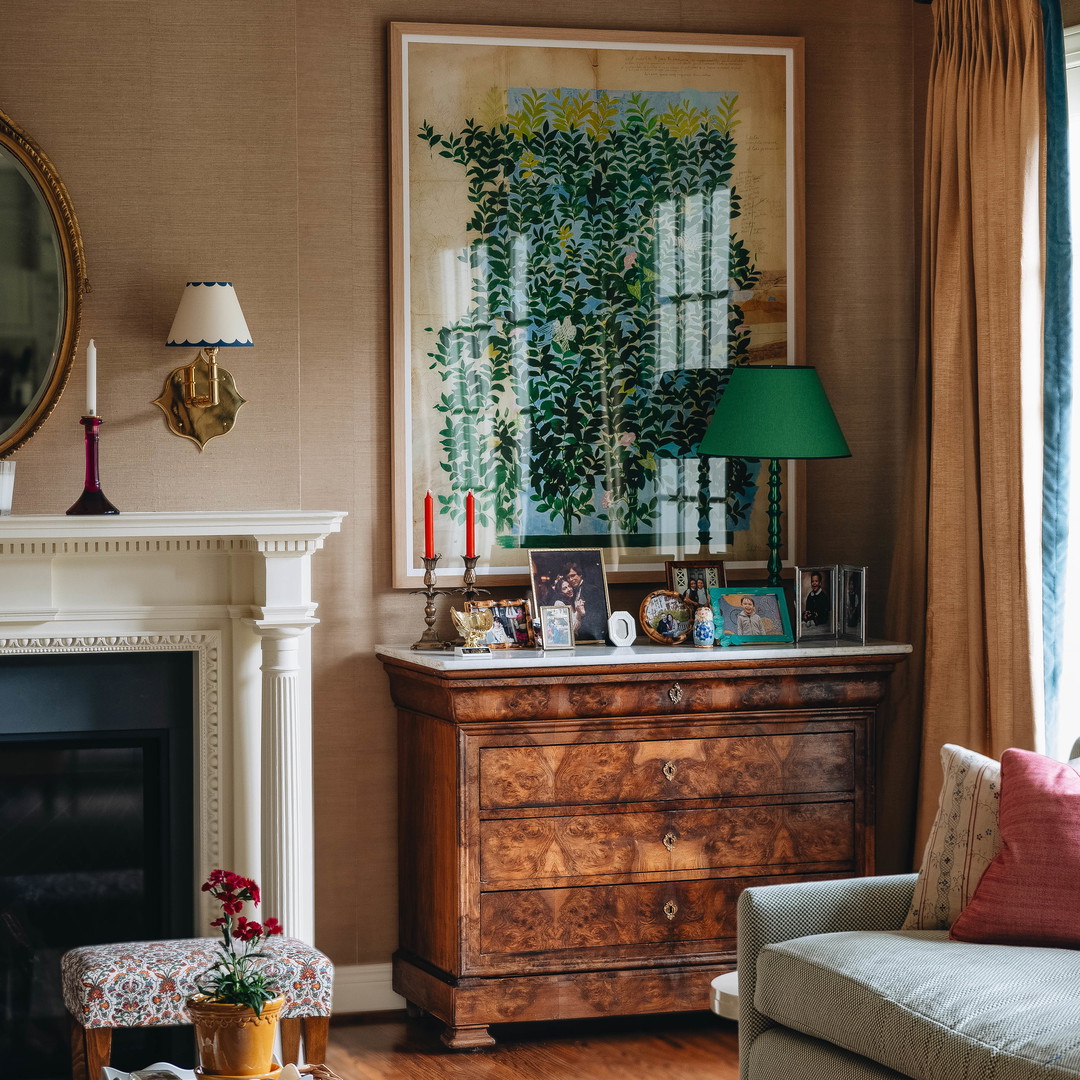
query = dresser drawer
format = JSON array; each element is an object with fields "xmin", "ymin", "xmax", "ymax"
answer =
[
  {"xmin": 479, "ymin": 800, "xmax": 853, "ymax": 883},
  {"xmin": 479, "ymin": 878, "xmax": 744, "ymax": 956},
  {"xmin": 479, "ymin": 731, "xmax": 853, "ymax": 809}
]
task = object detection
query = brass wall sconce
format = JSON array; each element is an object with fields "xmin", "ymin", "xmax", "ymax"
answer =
[{"xmin": 154, "ymin": 281, "xmax": 252, "ymax": 449}]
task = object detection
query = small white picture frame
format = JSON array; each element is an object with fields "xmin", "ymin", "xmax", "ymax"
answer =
[{"xmin": 607, "ymin": 610, "xmax": 636, "ymax": 647}]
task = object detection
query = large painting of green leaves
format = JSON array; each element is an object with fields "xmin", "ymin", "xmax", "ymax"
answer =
[{"xmin": 392, "ymin": 26, "xmax": 802, "ymax": 586}]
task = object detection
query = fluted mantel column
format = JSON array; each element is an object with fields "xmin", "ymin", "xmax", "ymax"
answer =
[
  {"xmin": 243, "ymin": 525, "xmax": 336, "ymax": 947},
  {"xmin": 250, "ymin": 617, "xmax": 318, "ymax": 945}
]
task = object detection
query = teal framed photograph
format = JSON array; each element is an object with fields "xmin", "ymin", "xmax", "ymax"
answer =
[
  {"xmin": 390, "ymin": 22, "xmax": 804, "ymax": 586},
  {"xmin": 709, "ymin": 586, "xmax": 793, "ymax": 644}
]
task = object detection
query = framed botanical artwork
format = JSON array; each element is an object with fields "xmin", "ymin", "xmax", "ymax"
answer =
[
  {"xmin": 527, "ymin": 547, "xmax": 611, "ymax": 644},
  {"xmin": 709, "ymin": 586, "xmax": 793, "ymax": 644},
  {"xmin": 795, "ymin": 565, "xmax": 836, "ymax": 640},
  {"xmin": 639, "ymin": 589, "xmax": 695, "ymax": 645},
  {"xmin": 390, "ymin": 23, "xmax": 805, "ymax": 587},
  {"xmin": 665, "ymin": 560, "xmax": 728, "ymax": 606},
  {"xmin": 539, "ymin": 605, "xmax": 574, "ymax": 649},
  {"xmin": 839, "ymin": 564, "xmax": 866, "ymax": 643},
  {"xmin": 464, "ymin": 598, "xmax": 536, "ymax": 648}
]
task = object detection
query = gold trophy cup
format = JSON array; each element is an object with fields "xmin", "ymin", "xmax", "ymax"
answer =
[{"xmin": 452, "ymin": 607, "xmax": 494, "ymax": 653}]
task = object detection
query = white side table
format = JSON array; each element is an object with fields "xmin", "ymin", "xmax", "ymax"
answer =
[{"xmin": 710, "ymin": 970, "xmax": 740, "ymax": 1021}]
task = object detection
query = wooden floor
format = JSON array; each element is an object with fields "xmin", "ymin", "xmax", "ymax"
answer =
[{"xmin": 325, "ymin": 1011, "xmax": 739, "ymax": 1080}]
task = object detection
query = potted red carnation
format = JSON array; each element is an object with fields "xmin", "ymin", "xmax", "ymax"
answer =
[{"xmin": 187, "ymin": 869, "xmax": 285, "ymax": 1078}]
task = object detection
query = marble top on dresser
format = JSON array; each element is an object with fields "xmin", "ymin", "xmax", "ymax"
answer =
[{"xmin": 376, "ymin": 639, "xmax": 911, "ymax": 673}]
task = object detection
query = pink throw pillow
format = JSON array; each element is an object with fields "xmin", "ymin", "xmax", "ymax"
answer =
[{"xmin": 950, "ymin": 748, "xmax": 1080, "ymax": 948}]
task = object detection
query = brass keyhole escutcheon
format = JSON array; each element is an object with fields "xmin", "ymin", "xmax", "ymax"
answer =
[
  {"xmin": 668, "ymin": 682, "xmax": 683, "ymax": 705},
  {"xmin": 664, "ymin": 900, "xmax": 678, "ymax": 921},
  {"xmin": 662, "ymin": 831, "xmax": 677, "ymax": 852},
  {"xmin": 663, "ymin": 761, "xmax": 677, "ymax": 781}
]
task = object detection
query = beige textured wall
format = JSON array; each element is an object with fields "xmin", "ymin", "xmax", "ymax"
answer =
[{"xmin": 0, "ymin": 0, "xmax": 925, "ymax": 967}]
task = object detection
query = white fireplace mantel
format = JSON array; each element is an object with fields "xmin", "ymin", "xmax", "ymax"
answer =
[{"xmin": 0, "ymin": 510, "xmax": 346, "ymax": 945}]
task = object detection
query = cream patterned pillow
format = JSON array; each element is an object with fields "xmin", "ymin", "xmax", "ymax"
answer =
[{"xmin": 902, "ymin": 743, "xmax": 1001, "ymax": 930}]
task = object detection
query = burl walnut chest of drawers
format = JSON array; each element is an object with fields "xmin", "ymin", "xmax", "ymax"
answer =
[{"xmin": 377, "ymin": 643, "xmax": 908, "ymax": 1048}]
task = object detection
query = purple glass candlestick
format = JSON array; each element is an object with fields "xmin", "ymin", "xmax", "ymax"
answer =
[{"xmin": 66, "ymin": 416, "xmax": 119, "ymax": 515}]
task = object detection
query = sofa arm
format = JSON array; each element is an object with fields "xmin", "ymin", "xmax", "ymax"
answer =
[{"xmin": 737, "ymin": 874, "xmax": 917, "ymax": 1080}]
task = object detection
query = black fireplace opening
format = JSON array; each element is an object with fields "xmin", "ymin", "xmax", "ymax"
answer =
[{"xmin": 0, "ymin": 651, "xmax": 198, "ymax": 1078}]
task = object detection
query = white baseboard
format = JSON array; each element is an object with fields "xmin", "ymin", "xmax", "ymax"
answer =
[{"xmin": 332, "ymin": 962, "xmax": 405, "ymax": 1014}]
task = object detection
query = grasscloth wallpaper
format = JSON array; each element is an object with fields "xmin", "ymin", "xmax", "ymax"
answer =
[{"xmin": 0, "ymin": 0, "xmax": 925, "ymax": 968}]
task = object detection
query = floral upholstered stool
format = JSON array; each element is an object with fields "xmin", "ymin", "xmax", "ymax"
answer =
[{"xmin": 61, "ymin": 936, "xmax": 333, "ymax": 1080}]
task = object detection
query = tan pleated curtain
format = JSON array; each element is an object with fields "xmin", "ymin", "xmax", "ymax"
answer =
[{"xmin": 888, "ymin": 0, "xmax": 1045, "ymax": 854}]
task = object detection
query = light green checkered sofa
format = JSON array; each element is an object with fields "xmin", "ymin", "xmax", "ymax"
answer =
[{"xmin": 737, "ymin": 874, "xmax": 1080, "ymax": 1080}]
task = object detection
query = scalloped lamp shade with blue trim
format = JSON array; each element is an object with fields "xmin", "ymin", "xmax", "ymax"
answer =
[{"xmin": 165, "ymin": 282, "xmax": 253, "ymax": 348}]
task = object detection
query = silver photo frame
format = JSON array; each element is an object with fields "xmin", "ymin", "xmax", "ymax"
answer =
[
  {"xmin": 795, "ymin": 565, "xmax": 837, "ymax": 640},
  {"xmin": 839, "ymin": 565, "xmax": 867, "ymax": 643},
  {"xmin": 539, "ymin": 605, "xmax": 574, "ymax": 650}
]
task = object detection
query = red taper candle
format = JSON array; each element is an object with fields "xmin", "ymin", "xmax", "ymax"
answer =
[
  {"xmin": 465, "ymin": 490, "xmax": 476, "ymax": 558},
  {"xmin": 424, "ymin": 490, "xmax": 435, "ymax": 558}
]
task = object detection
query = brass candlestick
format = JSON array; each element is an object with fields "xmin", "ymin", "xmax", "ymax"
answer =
[
  {"xmin": 461, "ymin": 555, "xmax": 484, "ymax": 604},
  {"xmin": 446, "ymin": 555, "xmax": 490, "ymax": 647},
  {"xmin": 411, "ymin": 554, "xmax": 447, "ymax": 651}
]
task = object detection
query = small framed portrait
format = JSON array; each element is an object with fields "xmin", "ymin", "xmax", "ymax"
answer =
[
  {"xmin": 839, "ymin": 565, "xmax": 867, "ymax": 643},
  {"xmin": 664, "ymin": 560, "xmax": 728, "ymax": 607},
  {"xmin": 709, "ymin": 587, "xmax": 793, "ymax": 644},
  {"xmin": 795, "ymin": 566, "xmax": 837, "ymax": 640},
  {"xmin": 639, "ymin": 589, "xmax": 695, "ymax": 645},
  {"xmin": 539, "ymin": 605, "xmax": 574, "ymax": 650},
  {"xmin": 464, "ymin": 598, "xmax": 536, "ymax": 649},
  {"xmin": 527, "ymin": 548, "xmax": 612, "ymax": 645}
]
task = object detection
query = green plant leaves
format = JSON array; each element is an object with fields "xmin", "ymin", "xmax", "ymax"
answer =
[
  {"xmin": 417, "ymin": 87, "xmax": 771, "ymax": 544},
  {"xmin": 195, "ymin": 948, "xmax": 279, "ymax": 1015}
]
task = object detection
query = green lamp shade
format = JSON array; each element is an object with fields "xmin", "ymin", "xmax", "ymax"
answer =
[{"xmin": 698, "ymin": 365, "xmax": 851, "ymax": 460}]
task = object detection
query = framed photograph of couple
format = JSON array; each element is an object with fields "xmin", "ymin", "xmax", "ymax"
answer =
[
  {"xmin": 709, "ymin": 586, "xmax": 793, "ymax": 645},
  {"xmin": 390, "ymin": 22, "xmax": 805, "ymax": 588},
  {"xmin": 639, "ymin": 589, "xmax": 695, "ymax": 645},
  {"xmin": 463, "ymin": 598, "xmax": 536, "ymax": 648},
  {"xmin": 527, "ymin": 548, "xmax": 612, "ymax": 645}
]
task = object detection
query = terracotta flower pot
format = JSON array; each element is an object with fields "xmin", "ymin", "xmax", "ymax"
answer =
[{"xmin": 187, "ymin": 994, "xmax": 285, "ymax": 1078}]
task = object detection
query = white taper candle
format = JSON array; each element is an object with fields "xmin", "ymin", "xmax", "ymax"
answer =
[{"xmin": 86, "ymin": 339, "xmax": 97, "ymax": 416}]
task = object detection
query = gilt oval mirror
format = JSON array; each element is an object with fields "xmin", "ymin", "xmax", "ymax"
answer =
[{"xmin": 0, "ymin": 107, "xmax": 88, "ymax": 458}]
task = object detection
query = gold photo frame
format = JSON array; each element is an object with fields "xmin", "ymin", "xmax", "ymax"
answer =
[
  {"xmin": 463, "ymin": 597, "xmax": 536, "ymax": 648},
  {"xmin": 527, "ymin": 547, "xmax": 612, "ymax": 645}
]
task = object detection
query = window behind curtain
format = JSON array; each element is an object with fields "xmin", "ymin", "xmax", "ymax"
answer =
[{"xmin": 1057, "ymin": 24, "xmax": 1080, "ymax": 760}]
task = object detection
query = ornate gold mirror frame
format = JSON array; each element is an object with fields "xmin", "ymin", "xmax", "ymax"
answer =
[{"xmin": 0, "ymin": 107, "xmax": 89, "ymax": 458}]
